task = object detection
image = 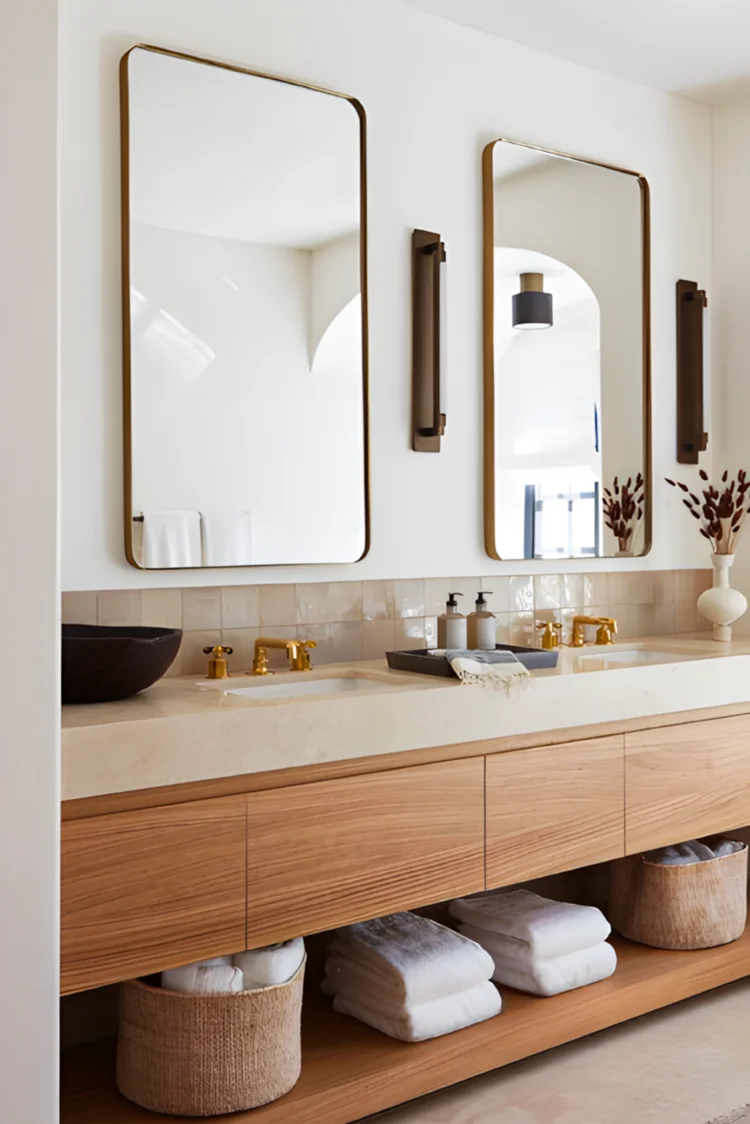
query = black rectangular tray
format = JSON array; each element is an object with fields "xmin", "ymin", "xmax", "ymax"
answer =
[{"xmin": 386, "ymin": 644, "xmax": 558, "ymax": 677}]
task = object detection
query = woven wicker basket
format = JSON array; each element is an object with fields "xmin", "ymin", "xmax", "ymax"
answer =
[
  {"xmin": 610, "ymin": 843, "xmax": 747, "ymax": 951},
  {"xmin": 116, "ymin": 958, "xmax": 305, "ymax": 1117}
]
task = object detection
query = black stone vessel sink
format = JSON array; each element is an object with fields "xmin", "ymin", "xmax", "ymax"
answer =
[{"xmin": 62, "ymin": 624, "xmax": 182, "ymax": 704}]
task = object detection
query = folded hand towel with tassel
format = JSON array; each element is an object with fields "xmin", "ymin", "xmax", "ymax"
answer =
[
  {"xmin": 332, "ymin": 981, "xmax": 502, "ymax": 1042},
  {"xmin": 234, "ymin": 937, "xmax": 305, "ymax": 988},
  {"xmin": 459, "ymin": 923, "xmax": 617, "ymax": 997},
  {"xmin": 449, "ymin": 890, "xmax": 610, "ymax": 958},
  {"xmin": 161, "ymin": 957, "xmax": 244, "ymax": 994},
  {"xmin": 331, "ymin": 913, "xmax": 495, "ymax": 1005}
]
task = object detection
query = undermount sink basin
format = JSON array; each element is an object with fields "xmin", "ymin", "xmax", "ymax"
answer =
[
  {"xmin": 573, "ymin": 647, "xmax": 703, "ymax": 666},
  {"xmin": 226, "ymin": 676, "xmax": 394, "ymax": 701}
]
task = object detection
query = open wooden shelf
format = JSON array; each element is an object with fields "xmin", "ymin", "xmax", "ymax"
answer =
[{"xmin": 61, "ymin": 932, "xmax": 750, "ymax": 1124}]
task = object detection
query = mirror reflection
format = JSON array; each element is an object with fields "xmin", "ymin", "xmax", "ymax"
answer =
[
  {"xmin": 484, "ymin": 140, "xmax": 650, "ymax": 560},
  {"xmin": 123, "ymin": 47, "xmax": 368, "ymax": 568}
]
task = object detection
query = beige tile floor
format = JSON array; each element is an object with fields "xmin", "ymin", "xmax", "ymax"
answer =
[{"xmin": 370, "ymin": 979, "xmax": 750, "ymax": 1124}]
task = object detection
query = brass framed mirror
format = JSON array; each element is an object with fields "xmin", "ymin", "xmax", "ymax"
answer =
[
  {"xmin": 482, "ymin": 139, "xmax": 651, "ymax": 561},
  {"xmin": 120, "ymin": 45, "xmax": 369, "ymax": 569}
]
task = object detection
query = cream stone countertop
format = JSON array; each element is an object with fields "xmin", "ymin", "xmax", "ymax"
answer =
[{"xmin": 61, "ymin": 634, "xmax": 750, "ymax": 801}]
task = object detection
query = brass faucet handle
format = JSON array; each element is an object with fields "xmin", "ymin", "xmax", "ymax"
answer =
[
  {"xmin": 292, "ymin": 639, "xmax": 317, "ymax": 671},
  {"xmin": 536, "ymin": 621, "xmax": 562, "ymax": 650},
  {"xmin": 252, "ymin": 644, "xmax": 274, "ymax": 676},
  {"xmin": 595, "ymin": 618, "xmax": 618, "ymax": 645},
  {"xmin": 203, "ymin": 645, "xmax": 234, "ymax": 679}
]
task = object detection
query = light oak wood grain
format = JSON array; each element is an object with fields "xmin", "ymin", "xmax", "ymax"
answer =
[
  {"xmin": 61, "ymin": 928, "xmax": 750, "ymax": 1124},
  {"xmin": 245, "ymin": 759, "xmax": 484, "ymax": 947},
  {"xmin": 625, "ymin": 714, "xmax": 750, "ymax": 852},
  {"xmin": 61, "ymin": 797, "xmax": 246, "ymax": 995},
  {"xmin": 486, "ymin": 736, "xmax": 625, "ymax": 887},
  {"xmin": 61, "ymin": 702, "xmax": 750, "ymax": 821}
]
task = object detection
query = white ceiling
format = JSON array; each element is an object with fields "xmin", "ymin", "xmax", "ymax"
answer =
[
  {"xmin": 406, "ymin": 0, "xmax": 750, "ymax": 104},
  {"xmin": 128, "ymin": 47, "xmax": 360, "ymax": 248}
]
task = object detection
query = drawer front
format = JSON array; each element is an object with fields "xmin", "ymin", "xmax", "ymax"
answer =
[
  {"xmin": 61, "ymin": 796, "xmax": 246, "ymax": 994},
  {"xmin": 246, "ymin": 758, "xmax": 484, "ymax": 946},
  {"xmin": 626, "ymin": 714, "xmax": 750, "ymax": 852},
  {"xmin": 486, "ymin": 736, "xmax": 625, "ymax": 888}
]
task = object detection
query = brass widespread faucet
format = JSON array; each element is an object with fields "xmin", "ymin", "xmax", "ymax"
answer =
[
  {"xmin": 252, "ymin": 636, "xmax": 317, "ymax": 675},
  {"xmin": 570, "ymin": 615, "xmax": 618, "ymax": 648}
]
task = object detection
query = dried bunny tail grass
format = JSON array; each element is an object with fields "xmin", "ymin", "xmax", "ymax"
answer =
[{"xmin": 667, "ymin": 469, "xmax": 750, "ymax": 554}]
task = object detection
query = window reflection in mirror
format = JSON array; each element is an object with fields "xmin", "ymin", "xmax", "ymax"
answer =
[
  {"xmin": 483, "ymin": 140, "xmax": 650, "ymax": 560},
  {"xmin": 122, "ymin": 47, "xmax": 368, "ymax": 569}
]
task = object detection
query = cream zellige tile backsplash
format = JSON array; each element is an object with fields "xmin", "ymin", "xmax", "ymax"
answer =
[{"xmin": 61, "ymin": 570, "xmax": 712, "ymax": 675}]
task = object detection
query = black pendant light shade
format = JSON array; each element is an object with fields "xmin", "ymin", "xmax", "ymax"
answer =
[{"xmin": 512, "ymin": 272, "xmax": 553, "ymax": 330}]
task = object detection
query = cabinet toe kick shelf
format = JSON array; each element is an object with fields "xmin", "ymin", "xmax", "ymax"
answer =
[{"xmin": 61, "ymin": 928, "xmax": 750, "ymax": 1124}]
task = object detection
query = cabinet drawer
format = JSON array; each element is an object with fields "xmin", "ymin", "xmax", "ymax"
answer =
[
  {"xmin": 246, "ymin": 758, "xmax": 484, "ymax": 946},
  {"xmin": 485, "ymin": 736, "xmax": 625, "ymax": 888},
  {"xmin": 61, "ymin": 796, "xmax": 246, "ymax": 994},
  {"xmin": 626, "ymin": 714, "xmax": 750, "ymax": 852}
]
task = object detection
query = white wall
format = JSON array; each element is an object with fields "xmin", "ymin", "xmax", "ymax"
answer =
[
  {"xmin": 60, "ymin": 0, "xmax": 713, "ymax": 589},
  {"xmin": 0, "ymin": 0, "xmax": 60, "ymax": 1119},
  {"xmin": 713, "ymin": 95, "xmax": 750, "ymax": 625}
]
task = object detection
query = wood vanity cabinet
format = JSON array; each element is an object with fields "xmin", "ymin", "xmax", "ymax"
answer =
[
  {"xmin": 485, "ymin": 736, "xmax": 625, "ymax": 887},
  {"xmin": 245, "ymin": 758, "xmax": 485, "ymax": 947},
  {"xmin": 625, "ymin": 714, "xmax": 750, "ymax": 853},
  {"xmin": 60, "ymin": 795, "xmax": 247, "ymax": 994}
]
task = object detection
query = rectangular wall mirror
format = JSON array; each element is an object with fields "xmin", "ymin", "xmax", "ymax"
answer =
[
  {"xmin": 482, "ymin": 139, "xmax": 651, "ymax": 560},
  {"xmin": 121, "ymin": 46, "xmax": 368, "ymax": 569}
]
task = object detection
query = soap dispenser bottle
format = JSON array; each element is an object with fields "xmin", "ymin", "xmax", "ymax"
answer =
[
  {"xmin": 467, "ymin": 592, "xmax": 496, "ymax": 651},
  {"xmin": 438, "ymin": 592, "xmax": 466, "ymax": 649}
]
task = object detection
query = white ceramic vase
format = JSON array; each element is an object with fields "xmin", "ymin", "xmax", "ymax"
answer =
[{"xmin": 697, "ymin": 554, "xmax": 747, "ymax": 642}]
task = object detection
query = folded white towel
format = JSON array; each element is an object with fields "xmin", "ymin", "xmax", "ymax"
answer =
[
  {"xmin": 449, "ymin": 890, "xmax": 610, "ymax": 958},
  {"xmin": 459, "ymin": 924, "xmax": 617, "ymax": 997},
  {"xmin": 331, "ymin": 912, "xmax": 495, "ymax": 1005},
  {"xmin": 200, "ymin": 511, "xmax": 253, "ymax": 567},
  {"xmin": 332, "ymin": 981, "xmax": 502, "ymax": 1042},
  {"xmin": 234, "ymin": 938, "xmax": 305, "ymax": 988},
  {"xmin": 646, "ymin": 838, "xmax": 745, "ymax": 866},
  {"xmin": 447, "ymin": 650, "xmax": 530, "ymax": 692},
  {"xmin": 161, "ymin": 957, "xmax": 244, "ymax": 994},
  {"xmin": 142, "ymin": 510, "xmax": 201, "ymax": 568}
]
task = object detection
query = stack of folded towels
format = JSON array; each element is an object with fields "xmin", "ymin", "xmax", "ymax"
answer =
[
  {"xmin": 161, "ymin": 937, "xmax": 305, "ymax": 993},
  {"xmin": 323, "ymin": 912, "xmax": 501, "ymax": 1041},
  {"xmin": 449, "ymin": 889, "xmax": 616, "ymax": 998}
]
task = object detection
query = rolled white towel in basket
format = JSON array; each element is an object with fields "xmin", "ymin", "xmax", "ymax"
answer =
[
  {"xmin": 332, "ymin": 980, "xmax": 502, "ymax": 1042},
  {"xmin": 162, "ymin": 957, "xmax": 244, "ymax": 994},
  {"xmin": 234, "ymin": 938, "xmax": 305, "ymax": 988},
  {"xmin": 459, "ymin": 923, "xmax": 617, "ymax": 997},
  {"xmin": 331, "ymin": 912, "xmax": 495, "ymax": 1005},
  {"xmin": 449, "ymin": 890, "xmax": 610, "ymax": 958}
]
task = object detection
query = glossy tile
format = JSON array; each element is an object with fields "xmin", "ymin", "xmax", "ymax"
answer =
[
  {"xmin": 362, "ymin": 619, "xmax": 395, "ymax": 660},
  {"xmin": 97, "ymin": 590, "xmax": 142, "ymax": 627},
  {"xmin": 652, "ymin": 570, "xmax": 676, "ymax": 604},
  {"xmin": 424, "ymin": 579, "xmax": 458, "ymax": 619},
  {"xmin": 220, "ymin": 628, "xmax": 259, "ymax": 673},
  {"xmin": 141, "ymin": 588, "xmax": 183, "ymax": 629},
  {"xmin": 220, "ymin": 586, "xmax": 259, "ymax": 630},
  {"xmin": 394, "ymin": 616, "xmax": 428, "ymax": 649},
  {"xmin": 676, "ymin": 569, "xmax": 712, "ymax": 602},
  {"xmin": 495, "ymin": 614, "xmax": 510, "ymax": 645},
  {"xmin": 509, "ymin": 611, "xmax": 534, "ymax": 646},
  {"xmin": 301, "ymin": 621, "xmax": 363, "ymax": 664},
  {"xmin": 296, "ymin": 581, "xmax": 362, "ymax": 625},
  {"xmin": 169, "ymin": 629, "xmax": 221, "ymax": 677},
  {"xmin": 479, "ymin": 578, "xmax": 511, "ymax": 615},
  {"xmin": 182, "ymin": 587, "xmax": 221, "ymax": 631},
  {"xmin": 561, "ymin": 574, "xmax": 585, "ymax": 609},
  {"xmin": 509, "ymin": 576, "xmax": 533, "ymax": 612},
  {"xmin": 609, "ymin": 603, "xmax": 655, "ymax": 639},
  {"xmin": 608, "ymin": 572, "xmax": 654, "ymax": 606},
  {"xmin": 362, "ymin": 580, "xmax": 395, "ymax": 621},
  {"xmin": 583, "ymin": 573, "xmax": 609, "ymax": 608},
  {"xmin": 258, "ymin": 584, "xmax": 296, "ymax": 628},
  {"xmin": 393, "ymin": 580, "xmax": 425, "ymax": 619},
  {"xmin": 534, "ymin": 574, "xmax": 563, "ymax": 610},
  {"xmin": 62, "ymin": 591, "xmax": 98, "ymax": 625},
  {"xmin": 654, "ymin": 604, "xmax": 677, "ymax": 636}
]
